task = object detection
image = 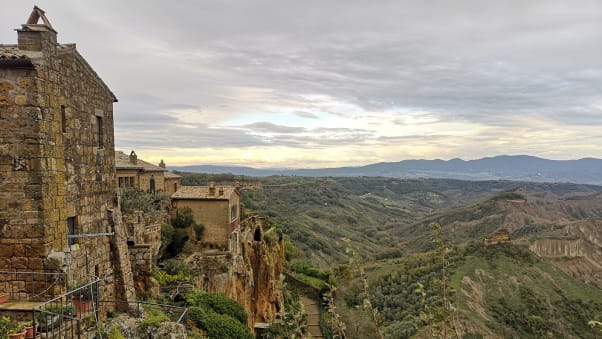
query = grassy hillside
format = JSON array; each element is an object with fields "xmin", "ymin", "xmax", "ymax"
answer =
[
  {"xmin": 177, "ymin": 173, "xmax": 602, "ymax": 337},
  {"xmin": 179, "ymin": 173, "xmax": 602, "ymax": 267},
  {"xmin": 336, "ymin": 243, "xmax": 602, "ymax": 338}
]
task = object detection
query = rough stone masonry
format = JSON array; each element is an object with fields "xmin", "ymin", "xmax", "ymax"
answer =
[{"xmin": 0, "ymin": 7, "xmax": 135, "ymax": 306}]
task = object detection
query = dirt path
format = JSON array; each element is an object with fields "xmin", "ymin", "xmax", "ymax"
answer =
[{"xmin": 301, "ymin": 295, "xmax": 325, "ymax": 339}]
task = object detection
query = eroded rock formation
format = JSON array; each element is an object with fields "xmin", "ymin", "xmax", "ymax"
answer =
[{"xmin": 186, "ymin": 215, "xmax": 285, "ymax": 329}]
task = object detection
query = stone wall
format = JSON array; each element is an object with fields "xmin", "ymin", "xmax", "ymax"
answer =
[
  {"xmin": 139, "ymin": 171, "xmax": 164, "ymax": 193},
  {"xmin": 123, "ymin": 211, "xmax": 165, "ymax": 255},
  {"xmin": 173, "ymin": 199, "xmax": 231, "ymax": 247},
  {"xmin": 116, "ymin": 169, "xmax": 139, "ymax": 188},
  {"xmin": 0, "ymin": 65, "xmax": 47, "ymax": 271},
  {"xmin": 128, "ymin": 244, "xmax": 154, "ymax": 297},
  {"xmin": 164, "ymin": 177, "xmax": 180, "ymax": 196},
  {"xmin": 0, "ymin": 24, "xmax": 134, "ymax": 305}
]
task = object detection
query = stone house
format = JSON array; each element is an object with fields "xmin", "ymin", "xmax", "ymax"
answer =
[
  {"xmin": 0, "ymin": 7, "xmax": 134, "ymax": 304},
  {"xmin": 115, "ymin": 150, "xmax": 181, "ymax": 194},
  {"xmin": 483, "ymin": 229, "xmax": 511, "ymax": 246},
  {"xmin": 164, "ymin": 171, "xmax": 182, "ymax": 195},
  {"xmin": 171, "ymin": 184, "xmax": 241, "ymax": 250},
  {"xmin": 159, "ymin": 159, "xmax": 182, "ymax": 195}
]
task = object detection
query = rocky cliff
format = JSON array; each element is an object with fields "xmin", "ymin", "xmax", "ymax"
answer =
[
  {"xmin": 185, "ymin": 215, "xmax": 285, "ymax": 329},
  {"xmin": 529, "ymin": 219, "xmax": 602, "ymax": 287}
]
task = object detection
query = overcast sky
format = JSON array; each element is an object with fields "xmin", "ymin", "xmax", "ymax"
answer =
[{"xmin": 2, "ymin": 1, "xmax": 601, "ymax": 168}]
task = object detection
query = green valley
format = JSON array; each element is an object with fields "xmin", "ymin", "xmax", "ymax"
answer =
[{"xmin": 179, "ymin": 172, "xmax": 602, "ymax": 338}]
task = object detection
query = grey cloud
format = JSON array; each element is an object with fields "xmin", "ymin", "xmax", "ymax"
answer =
[
  {"xmin": 116, "ymin": 122, "xmax": 267, "ymax": 149},
  {"xmin": 2, "ymin": 1, "xmax": 601, "ymax": 161},
  {"xmin": 294, "ymin": 111, "xmax": 319, "ymax": 119},
  {"xmin": 244, "ymin": 122, "xmax": 306, "ymax": 134}
]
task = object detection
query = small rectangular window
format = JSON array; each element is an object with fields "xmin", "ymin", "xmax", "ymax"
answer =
[
  {"xmin": 67, "ymin": 216, "xmax": 77, "ymax": 246},
  {"xmin": 61, "ymin": 105, "xmax": 66, "ymax": 133},
  {"xmin": 96, "ymin": 116, "xmax": 103, "ymax": 148},
  {"xmin": 230, "ymin": 205, "xmax": 238, "ymax": 222}
]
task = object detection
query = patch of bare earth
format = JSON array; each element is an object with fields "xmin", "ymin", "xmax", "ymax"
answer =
[{"xmin": 460, "ymin": 275, "xmax": 490, "ymax": 321}]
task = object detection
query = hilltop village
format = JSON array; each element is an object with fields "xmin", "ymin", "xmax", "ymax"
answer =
[{"xmin": 0, "ymin": 7, "xmax": 284, "ymax": 338}]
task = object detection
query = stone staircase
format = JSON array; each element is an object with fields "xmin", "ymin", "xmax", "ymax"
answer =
[{"xmin": 301, "ymin": 295, "xmax": 325, "ymax": 339}]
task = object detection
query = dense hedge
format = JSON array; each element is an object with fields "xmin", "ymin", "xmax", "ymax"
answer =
[
  {"xmin": 186, "ymin": 291, "xmax": 249, "ymax": 325},
  {"xmin": 187, "ymin": 306, "xmax": 253, "ymax": 339}
]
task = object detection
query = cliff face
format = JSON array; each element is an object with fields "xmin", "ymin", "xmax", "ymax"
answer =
[
  {"xmin": 529, "ymin": 219, "xmax": 602, "ymax": 287},
  {"xmin": 186, "ymin": 215, "xmax": 285, "ymax": 329}
]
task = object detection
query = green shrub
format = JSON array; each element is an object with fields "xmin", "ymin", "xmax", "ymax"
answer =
[
  {"xmin": 138, "ymin": 313, "xmax": 169, "ymax": 334},
  {"xmin": 186, "ymin": 291, "xmax": 248, "ymax": 324},
  {"xmin": 173, "ymin": 207, "xmax": 195, "ymax": 228},
  {"xmin": 163, "ymin": 259, "xmax": 192, "ymax": 276},
  {"xmin": 193, "ymin": 224, "xmax": 205, "ymax": 240},
  {"xmin": 120, "ymin": 188, "xmax": 168, "ymax": 215},
  {"xmin": 108, "ymin": 327, "xmax": 125, "ymax": 339},
  {"xmin": 166, "ymin": 228, "xmax": 188, "ymax": 257},
  {"xmin": 187, "ymin": 307, "xmax": 253, "ymax": 339},
  {"xmin": 158, "ymin": 223, "xmax": 175, "ymax": 259},
  {"xmin": 153, "ymin": 267, "xmax": 190, "ymax": 285}
]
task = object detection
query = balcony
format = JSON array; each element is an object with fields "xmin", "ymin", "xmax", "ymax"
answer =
[{"xmin": 0, "ymin": 270, "xmax": 187, "ymax": 338}]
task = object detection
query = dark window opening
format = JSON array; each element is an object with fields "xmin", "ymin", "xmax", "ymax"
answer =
[
  {"xmin": 96, "ymin": 116, "xmax": 103, "ymax": 148},
  {"xmin": 254, "ymin": 228, "xmax": 261, "ymax": 241},
  {"xmin": 230, "ymin": 205, "xmax": 238, "ymax": 221},
  {"xmin": 61, "ymin": 105, "xmax": 66, "ymax": 133},
  {"xmin": 67, "ymin": 216, "xmax": 77, "ymax": 246},
  {"xmin": 149, "ymin": 175, "xmax": 156, "ymax": 193}
]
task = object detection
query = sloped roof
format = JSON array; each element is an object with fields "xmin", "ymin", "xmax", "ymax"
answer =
[
  {"xmin": 0, "ymin": 45, "xmax": 36, "ymax": 68},
  {"xmin": 171, "ymin": 185, "xmax": 238, "ymax": 200},
  {"xmin": 164, "ymin": 171, "xmax": 182, "ymax": 179},
  {"xmin": 115, "ymin": 151, "xmax": 166, "ymax": 172}
]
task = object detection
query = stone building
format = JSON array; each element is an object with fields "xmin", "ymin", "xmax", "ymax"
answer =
[
  {"xmin": 161, "ymin": 162, "xmax": 182, "ymax": 195},
  {"xmin": 483, "ymin": 229, "xmax": 511, "ymax": 246},
  {"xmin": 115, "ymin": 150, "xmax": 181, "ymax": 194},
  {"xmin": 0, "ymin": 7, "xmax": 134, "ymax": 304},
  {"xmin": 171, "ymin": 184, "xmax": 241, "ymax": 249}
]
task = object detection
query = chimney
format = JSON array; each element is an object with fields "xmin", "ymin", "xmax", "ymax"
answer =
[
  {"xmin": 158, "ymin": 159, "xmax": 166, "ymax": 169},
  {"xmin": 17, "ymin": 6, "xmax": 58, "ymax": 51},
  {"xmin": 209, "ymin": 182, "xmax": 216, "ymax": 196},
  {"xmin": 129, "ymin": 150, "xmax": 137, "ymax": 165},
  {"xmin": 218, "ymin": 186, "xmax": 224, "ymax": 196}
]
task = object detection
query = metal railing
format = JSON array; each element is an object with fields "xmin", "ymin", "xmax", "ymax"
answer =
[
  {"xmin": 98, "ymin": 300, "xmax": 188, "ymax": 324},
  {"xmin": 1, "ymin": 271, "xmax": 188, "ymax": 338},
  {"xmin": 33, "ymin": 275, "xmax": 100, "ymax": 339},
  {"xmin": 0, "ymin": 270, "xmax": 67, "ymax": 302}
]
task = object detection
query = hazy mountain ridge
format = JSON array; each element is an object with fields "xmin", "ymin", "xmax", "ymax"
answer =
[{"xmin": 171, "ymin": 155, "xmax": 602, "ymax": 185}]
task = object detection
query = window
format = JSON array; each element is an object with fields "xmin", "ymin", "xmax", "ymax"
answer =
[
  {"xmin": 174, "ymin": 183, "xmax": 178, "ymax": 192},
  {"xmin": 230, "ymin": 205, "xmax": 238, "ymax": 222},
  {"xmin": 61, "ymin": 105, "xmax": 66, "ymax": 133},
  {"xmin": 96, "ymin": 116, "xmax": 103, "ymax": 148},
  {"xmin": 67, "ymin": 216, "xmax": 77, "ymax": 246}
]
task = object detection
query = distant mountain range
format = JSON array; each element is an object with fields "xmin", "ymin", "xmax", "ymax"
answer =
[{"xmin": 169, "ymin": 155, "xmax": 602, "ymax": 185}]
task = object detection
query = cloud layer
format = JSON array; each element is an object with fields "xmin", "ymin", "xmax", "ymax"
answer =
[{"xmin": 1, "ymin": 1, "xmax": 601, "ymax": 167}]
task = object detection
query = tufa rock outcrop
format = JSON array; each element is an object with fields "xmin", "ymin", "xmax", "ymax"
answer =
[{"xmin": 186, "ymin": 214, "xmax": 285, "ymax": 329}]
